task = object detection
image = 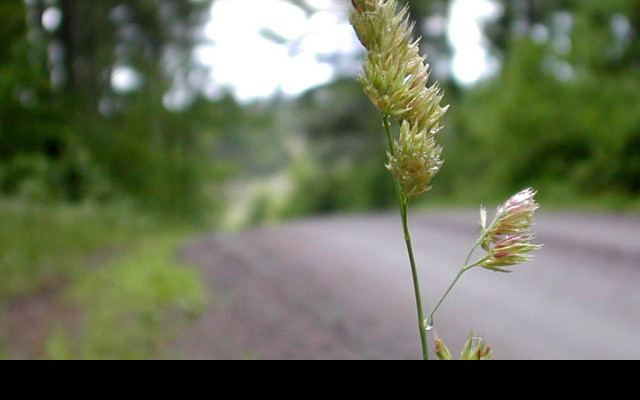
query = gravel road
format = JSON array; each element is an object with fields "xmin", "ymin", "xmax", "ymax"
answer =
[{"xmin": 177, "ymin": 210, "xmax": 640, "ymax": 360}]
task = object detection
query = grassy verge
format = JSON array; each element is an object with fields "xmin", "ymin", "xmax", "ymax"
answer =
[
  {"xmin": 48, "ymin": 233, "xmax": 206, "ymax": 360},
  {"xmin": 0, "ymin": 201, "xmax": 162, "ymax": 297},
  {"xmin": 0, "ymin": 200, "xmax": 207, "ymax": 360}
]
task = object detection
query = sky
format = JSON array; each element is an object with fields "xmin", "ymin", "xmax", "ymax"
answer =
[
  {"xmin": 448, "ymin": 0, "xmax": 501, "ymax": 85},
  {"xmin": 197, "ymin": 0, "xmax": 500, "ymax": 103}
]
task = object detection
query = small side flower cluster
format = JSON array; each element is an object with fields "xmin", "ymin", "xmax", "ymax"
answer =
[
  {"xmin": 424, "ymin": 188, "xmax": 542, "ymax": 357},
  {"xmin": 435, "ymin": 332, "xmax": 494, "ymax": 361},
  {"xmin": 350, "ymin": 0, "xmax": 544, "ymax": 361},
  {"xmin": 479, "ymin": 188, "xmax": 543, "ymax": 272},
  {"xmin": 350, "ymin": 0, "xmax": 448, "ymax": 198}
]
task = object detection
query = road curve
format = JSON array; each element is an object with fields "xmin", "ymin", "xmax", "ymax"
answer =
[{"xmin": 178, "ymin": 211, "xmax": 640, "ymax": 360}]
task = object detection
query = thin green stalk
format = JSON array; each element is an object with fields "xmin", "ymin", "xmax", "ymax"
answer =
[
  {"xmin": 384, "ymin": 116, "xmax": 430, "ymax": 361},
  {"xmin": 402, "ymin": 199, "xmax": 430, "ymax": 361},
  {"xmin": 426, "ymin": 239, "xmax": 487, "ymax": 329},
  {"xmin": 426, "ymin": 268, "xmax": 464, "ymax": 330}
]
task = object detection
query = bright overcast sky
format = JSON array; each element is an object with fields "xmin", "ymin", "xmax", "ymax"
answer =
[
  {"xmin": 448, "ymin": 0, "xmax": 500, "ymax": 85},
  {"xmin": 197, "ymin": 0, "xmax": 500, "ymax": 103}
]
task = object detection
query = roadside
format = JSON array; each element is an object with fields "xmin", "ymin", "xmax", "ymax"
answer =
[
  {"xmin": 175, "ymin": 233, "xmax": 366, "ymax": 360},
  {"xmin": 0, "ymin": 202, "xmax": 205, "ymax": 360},
  {"xmin": 4, "ymin": 208, "xmax": 639, "ymax": 359},
  {"xmin": 174, "ymin": 211, "xmax": 640, "ymax": 360}
]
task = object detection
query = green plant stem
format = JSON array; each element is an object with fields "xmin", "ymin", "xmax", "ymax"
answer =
[
  {"xmin": 402, "ymin": 198, "xmax": 430, "ymax": 361},
  {"xmin": 426, "ymin": 268, "xmax": 464, "ymax": 329},
  {"xmin": 426, "ymin": 239, "xmax": 487, "ymax": 329},
  {"xmin": 384, "ymin": 116, "xmax": 430, "ymax": 361}
]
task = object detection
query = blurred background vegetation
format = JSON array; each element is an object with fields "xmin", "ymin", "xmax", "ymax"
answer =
[{"xmin": 1, "ymin": 0, "xmax": 638, "ymax": 359}]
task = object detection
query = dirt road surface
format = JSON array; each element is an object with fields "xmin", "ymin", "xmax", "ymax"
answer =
[{"xmin": 177, "ymin": 211, "xmax": 640, "ymax": 360}]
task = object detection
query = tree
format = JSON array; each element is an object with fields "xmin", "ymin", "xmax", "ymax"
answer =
[
  {"xmin": 452, "ymin": 0, "xmax": 640, "ymax": 200},
  {"xmin": 0, "ymin": 0, "xmax": 74, "ymax": 200},
  {"xmin": 0, "ymin": 0, "xmax": 222, "ymax": 218}
]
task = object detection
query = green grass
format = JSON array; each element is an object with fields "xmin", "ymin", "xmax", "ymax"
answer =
[
  {"xmin": 49, "ymin": 233, "xmax": 207, "ymax": 360},
  {"xmin": 0, "ymin": 200, "xmax": 208, "ymax": 360},
  {"xmin": 0, "ymin": 200, "xmax": 149, "ymax": 298}
]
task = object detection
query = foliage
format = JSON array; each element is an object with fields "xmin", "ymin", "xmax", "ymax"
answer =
[
  {"xmin": 275, "ymin": 0, "xmax": 640, "ymax": 215},
  {"xmin": 1, "ymin": 0, "xmax": 639, "ymax": 360},
  {"xmin": 0, "ymin": 201, "xmax": 147, "ymax": 299},
  {"xmin": 56, "ymin": 234, "xmax": 206, "ymax": 360},
  {"xmin": 450, "ymin": 0, "xmax": 640, "ymax": 203},
  {"xmin": 0, "ymin": 0, "xmax": 222, "ymax": 220},
  {"xmin": 0, "ymin": 201, "xmax": 206, "ymax": 360}
]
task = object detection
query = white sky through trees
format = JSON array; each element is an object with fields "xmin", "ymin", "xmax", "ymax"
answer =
[{"xmin": 198, "ymin": 0, "xmax": 498, "ymax": 103}]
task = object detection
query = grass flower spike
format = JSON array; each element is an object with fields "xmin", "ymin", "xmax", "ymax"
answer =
[
  {"xmin": 351, "ymin": 0, "xmax": 449, "ymax": 359},
  {"xmin": 435, "ymin": 332, "xmax": 494, "ymax": 361},
  {"xmin": 434, "ymin": 334, "xmax": 453, "ymax": 361},
  {"xmin": 481, "ymin": 234, "xmax": 541, "ymax": 272},
  {"xmin": 480, "ymin": 188, "xmax": 543, "ymax": 272},
  {"xmin": 485, "ymin": 188, "xmax": 541, "ymax": 238},
  {"xmin": 351, "ymin": 0, "xmax": 448, "ymax": 198},
  {"xmin": 426, "ymin": 189, "xmax": 542, "ymax": 333},
  {"xmin": 459, "ymin": 333, "xmax": 494, "ymax": 361},
  {"xmin": 350, "ymin": 0, "xmax": 542, "ymax": 360},
  {"xmin": 387, "ymin": 120, "xmax": 443, "ymax": 198},
  {"xmin": 350, "ymin": 0, "xmax": 448, "ymax": 128}
]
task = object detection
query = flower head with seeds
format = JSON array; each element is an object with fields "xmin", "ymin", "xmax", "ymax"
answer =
[
  {"xmin": 480, "ymin": 188, "xmax": 543, "ymax": 272},
  {"xmin": 387, "ymin": 120, "xmax": 443, "ymax": 198},
  {"xmin": 491, "ymin": 188, "xmax": 540, "ymax": 237},
  {"xmin": 459, "ymin": 332, "xmax": 494, "ymax": 361},
  {"xmin": 350, "ymin": 0, "xmax": 448, "ymax": 130},
  {"xmin": 351, "ymin": 1, "xmax": 544, "ymax": 360},
  {"xmin": 351, "ymin": 0, "xmax": 448, "ymax": 198},
  {"xmin": 435, "ymin": 332, "xmax": 494, "ymax": 361}
]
